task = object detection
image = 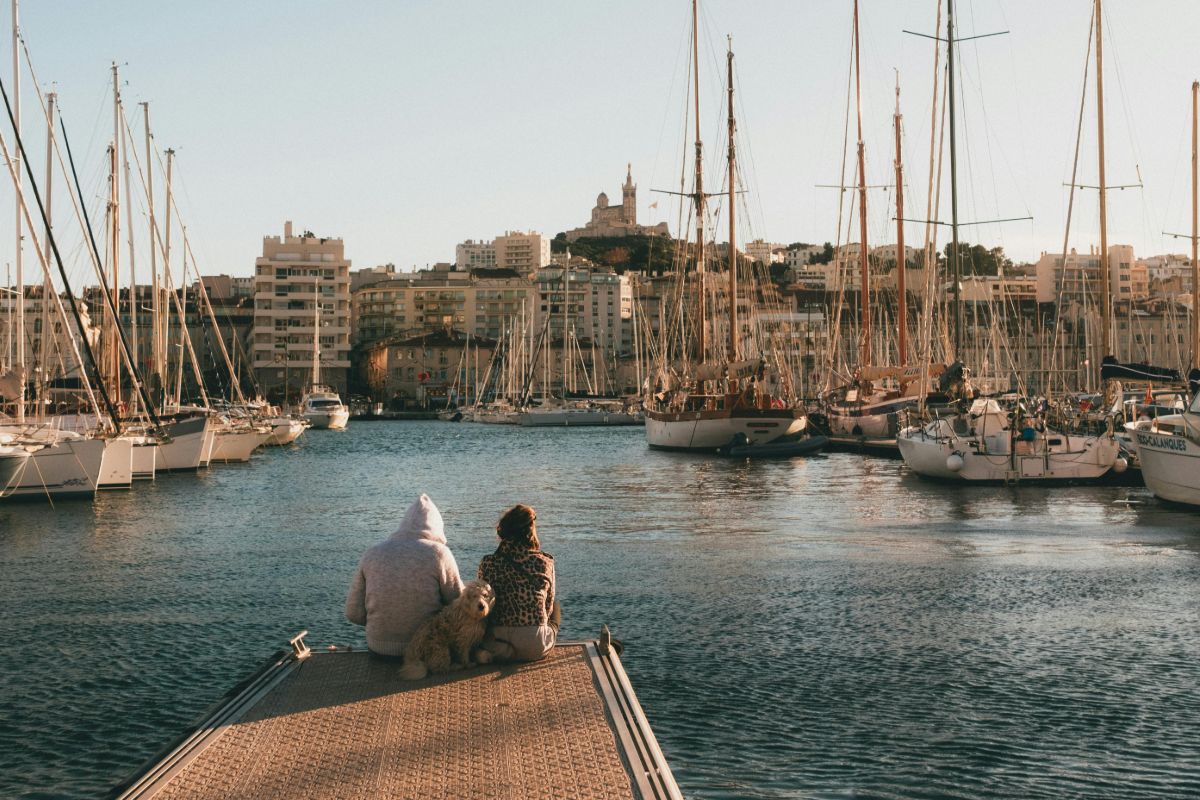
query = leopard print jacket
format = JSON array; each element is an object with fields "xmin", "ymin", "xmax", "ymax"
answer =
[{"xmin": 478, "ymin": 541, "xmax": 555, "ymax": 627}]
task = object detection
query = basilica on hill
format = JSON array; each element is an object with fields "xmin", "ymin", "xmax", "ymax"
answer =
[{"xmin": 562, "ymin": 164, "xmax": 671, "ymax": 242}]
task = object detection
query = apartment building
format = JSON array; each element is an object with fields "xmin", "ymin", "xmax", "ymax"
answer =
[
  {"xmin": 455, "ymin": 240, "xmax": 497, "ymax": 271},
  {"xmin": 493, "ymin": 231, "xmax": 551, "ymax": 274},
  {"xmin": 251, "ymin": 221, "xmax": 351, "ymax": 399}
]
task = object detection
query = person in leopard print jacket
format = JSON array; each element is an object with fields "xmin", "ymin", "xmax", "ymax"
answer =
[{"xmin": 477, "ymin": 504, "xmax": 561, "ymax": 662}]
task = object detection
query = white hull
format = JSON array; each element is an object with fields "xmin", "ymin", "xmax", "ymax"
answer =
[
  {"xmin": 131, "ymin": 441, "xmax": 157, "ymax": 480},
  {"xmin": 4, "ymin": 438, "xmax": 106, "ymax": 499},
  {"xmin": 157, "ymin": 416, "xmax": 212, "ymax": 472},
  {"xmin": 898, "ymin": 419, "xmax": 1119, "ymax": 482},
  {"xmin": 0, "ymin": 448, "xmax": 31, "ymax": 494},
  {"xmin": 302, "ymin": 408, "xmax": 349, "ymax": 430},
  {"xmin": 264, "ymin": 418, "xmax": 306, "ymax": 446},
  {"xmin": 209, "ymin": 428, "xmax": 272, "ymax": 463},
  {"xmin": 645, "ymin": 410, "xmax": 806, "ymax": 451},
  {"xmin": 1129, "ymin": 421, "xmax": 1200, "ymax": 506},
  {"xmin": 98, "ymin": 437, "xmax": 134, "ymax": 490},
  {"xmin": 518, "ymin": 408, "xmax": 641, "ymax": 427},
  {"xmin": 473, "ymin": 410, "xmax": 519, "ymax": 425}
]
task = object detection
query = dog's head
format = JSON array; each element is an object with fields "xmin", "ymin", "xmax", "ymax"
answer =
[{"xmin": 460, "ymin": 580, "xmax": 494, "ymax": 620}]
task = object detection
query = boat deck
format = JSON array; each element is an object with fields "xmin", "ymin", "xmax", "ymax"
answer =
[{"xmin": 109, "ymin": 632, "xmax": 681, "ymax": 800}]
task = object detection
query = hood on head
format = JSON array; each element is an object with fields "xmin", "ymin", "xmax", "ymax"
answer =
[{"xmin": 390, "ymin": 494, "xmax": 446, "ymax": 543}]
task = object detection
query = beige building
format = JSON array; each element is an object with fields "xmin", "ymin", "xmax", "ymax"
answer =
[
  {"xmin": 493, "ymin": 231, "xmax": 551, "ymax": 274},
  {"xmin": 251, "ymin": 221, "xmax": 351, "ymax": 399},
  {"xmin": 533, "ymin": 266, "xmax": 632, "ymax": 355},
  {"xmin": 1035, "ymin": 244, "xmax": 1141, "ymax": 305},
  {"xmin": 352, "ymin": 269, "xmax": 535, "ymax": 345}
]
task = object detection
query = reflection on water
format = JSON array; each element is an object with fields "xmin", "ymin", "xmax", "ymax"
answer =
[{"xmin": 1, "ymin": 423, "xmax": 1198, "ymax": 799}]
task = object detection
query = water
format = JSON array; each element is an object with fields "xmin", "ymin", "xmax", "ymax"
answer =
[{"xmin": 1, "ymin": 422, "xmax": 1198, "ymax": 800}]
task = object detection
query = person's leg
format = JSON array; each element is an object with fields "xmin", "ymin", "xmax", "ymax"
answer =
[{"xmin": 548, "ymin": 601, "xmax": 562, "ymax": 634}]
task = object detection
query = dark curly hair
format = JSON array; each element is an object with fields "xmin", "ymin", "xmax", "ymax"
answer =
[{"xmin": 497, "ymin": 504, "xmax": 539, "ymax": 549}]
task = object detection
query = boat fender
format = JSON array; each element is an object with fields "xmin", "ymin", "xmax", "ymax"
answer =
[
  {"xmin": 946, "ymin": 453, "xmax": 965, "ymax": 472},
  {"xmin": 1112, "ymin": 456, "xmax": 1128, "ymax": 474}
]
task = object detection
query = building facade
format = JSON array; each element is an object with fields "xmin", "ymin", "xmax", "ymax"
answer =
[{"xmin": 251, "ymin": 221, "xmax": 351, "ymax": 400}]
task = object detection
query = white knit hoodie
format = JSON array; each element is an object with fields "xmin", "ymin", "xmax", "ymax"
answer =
[{"xmin": 345, "ymin": 494, "xmax": 464, "ymax": 656}]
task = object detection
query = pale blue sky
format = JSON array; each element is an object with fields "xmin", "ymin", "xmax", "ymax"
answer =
[{"xmin": 4, "ymin": 1, "xmax": 1200, "ymax": 280}]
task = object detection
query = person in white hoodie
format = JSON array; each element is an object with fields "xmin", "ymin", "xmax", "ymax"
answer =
[{"xmin": 345, "ymin": 494, "xmax": 465, "ymax": 658}]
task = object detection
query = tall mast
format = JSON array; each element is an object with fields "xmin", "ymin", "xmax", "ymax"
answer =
[
  {"xmin": 11, "ymin": 0, "xmax": 22, "ymax": 421},
  {"xmin": 853, "ymin": 0, "xmax": 871, "ymax": 367},
  {"xmin": 947, "ymin": 0, "xmax": 962, "ymax": 359},
  {"xmin": 37, "ymin": 90, "xmax": 52, "ymax": 420},
  {"xmin": 312, "ymin": 278, "xmax": 320, "ymax": 387},
  {"xmin": 726, "ymin": 37, "xmax": 738, "ymax": 363},
  {"xmin": 1192, "ymin": 80, "xmax": 1198, "ymax": 366},
  {"xmin": 691, "ymin": 0, "xmax": 706, "ymax": 365},
  {"xmin": 894, "ymin": 74, "xmax": 907, "ymax": 366},
  {"xmin": 120, "ymin": 93, "xmax": 139, "ymax": 412},
  {"xmin": 109, "ymin": 62, "xmax": 121, "ymax": 406},
  {"xmin": 142, "ymin": 102, "xmax": 163, "ymax": 403},
  {"xmin": 1095, "ymin": 0, "xmax": 1111, "ymax": 361}
]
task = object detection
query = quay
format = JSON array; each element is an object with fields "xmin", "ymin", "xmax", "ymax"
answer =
[{"xmin": 108, "ymin": 630, "xmax": 681, "ymax": 800}]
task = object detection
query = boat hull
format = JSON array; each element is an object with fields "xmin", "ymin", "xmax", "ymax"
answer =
[
  {"xmin": 209, "ymin": 429, "xmax": 271, "ymax": 463},
  {"xmin": 303, "ymin": 409, "xmax": 349, "ymax": 430},
  {"xmin": 3, "ymin": 438, "xmax": 105, "ymax": 499},
  {"xmin": 1131, "ymin": 426, "xmax": 1200, "ymax": 506},
  {"xmin": 157, "ymin": 415, "xmax": 212, "ymax": 472},
  {"xmin": 518, "ymin": 408, "xmax": 641, "ymax": 427},
  {"xmin": 898, "ymin": 424, "xmax": 1119, "ymax": 482},
  {"xmin": 265, "ymin": 418, "xmax": 305, "ymax": 446},
  {"xmin": 0, "ymin": 449, "xmax": 31, "ymax": 494},
  {"xmin": 645, "ymin": 408, "xmax": 806, "ymax": 451},
  {"xmin": 98, "ymin": 437, "xmax": 134, "ymax": 490}
]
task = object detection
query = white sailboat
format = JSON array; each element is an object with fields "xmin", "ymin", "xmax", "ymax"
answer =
[
  {"xmin": 645, "ymin": 14, "xmax": 805, "ymax": 451},
  {"xmin": 299, "ymin": 285, "xmax": 348, "ymax": 430},
  {"xmin": 1130, "ymin": 80, "xmax": 1200, "ymax": 507},
  {"xmin": 0, "ymin": 438, "xmax": 30, "ymax": 494}
]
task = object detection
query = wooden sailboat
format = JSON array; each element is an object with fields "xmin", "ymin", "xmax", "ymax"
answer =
[{"xmin": 644, "ymin": 9, "xmax": 806, "ymax": 451}]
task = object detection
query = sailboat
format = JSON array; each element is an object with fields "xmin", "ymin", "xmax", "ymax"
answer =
[
  {"xmin": 1129, "ymin": 81, "xmax": 1200, "ymax": 506},
  {"xmin": 299, "ymin": 285, "xmax": 349, "ymax": 430},
  {"xmin": 897, "ymin": 0, "xmax": 1120, "ymax": 482},
  {"xmin": 644, "ymin": 9, "xmax": 805, "ymax": 451}
]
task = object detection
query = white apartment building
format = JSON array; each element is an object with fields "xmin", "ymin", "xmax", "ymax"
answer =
[
  {"xmin": 0, "ymin": 288, "xmax": 99, "ymax": 383},
  {"xmin": 455, "ymin": 240, "xmax": 497, "ymax": 271},
  {"xmin": 744, "ymin": 239, "xmax": 785, "ymax": 266},
  {"xmin": 533, "ymin": 267, "xmax": 632, "ymax": 355},
  {"xmin": 251, "ymin": 221, "xmax": 351, "ymax": 399},
  {"xmin": 494, "ymin": 231, "xmax": 551, "ymax": 274}
]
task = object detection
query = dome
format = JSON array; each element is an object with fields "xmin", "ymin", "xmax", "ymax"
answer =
[{"xmin": 596, "ymin": 192, "xmax": 609, "ymax": 208}]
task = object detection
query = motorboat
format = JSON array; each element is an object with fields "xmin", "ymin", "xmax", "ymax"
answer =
[{"xmin": 300, "ymin": 385, "xmax": 350, "ymax": 430}]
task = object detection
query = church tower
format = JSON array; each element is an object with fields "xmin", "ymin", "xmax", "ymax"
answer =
[{"xmin": 622, "ymin": 163, "xmax": 636, "ymax": 225}]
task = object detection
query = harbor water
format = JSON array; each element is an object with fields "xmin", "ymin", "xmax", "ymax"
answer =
[{"xmin": 1, "ymin": 422, "xmax": 1198, "ymax": 799}]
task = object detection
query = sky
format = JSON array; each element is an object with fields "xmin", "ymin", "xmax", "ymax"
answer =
[{"xmin": 3, "ymin": 0, "xmax": 1200, "ymax": 281}]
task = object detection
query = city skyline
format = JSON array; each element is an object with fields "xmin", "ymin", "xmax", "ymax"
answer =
[{"xmin": 2, "ymin": 1, "xmax": 1199, "ymax": 280}]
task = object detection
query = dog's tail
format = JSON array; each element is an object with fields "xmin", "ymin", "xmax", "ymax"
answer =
[{"xmin": 398, "ymin": 659, "xmax": 428, "ymax": 680}]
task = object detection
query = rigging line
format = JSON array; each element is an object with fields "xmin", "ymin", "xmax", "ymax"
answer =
[{"xmin": 0, "ymin": 75, "xmax": 114, "ymax": 430}]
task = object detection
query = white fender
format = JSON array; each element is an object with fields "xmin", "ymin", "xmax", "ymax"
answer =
[{"xmin": 946, "ymin": 453, "xmax": 965, "ymax": 472}]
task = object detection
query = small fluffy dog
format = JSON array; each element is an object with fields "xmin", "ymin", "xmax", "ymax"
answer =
[{"xmin": 399, "ymin": 580, "xmax": 494, "ymax": 680}]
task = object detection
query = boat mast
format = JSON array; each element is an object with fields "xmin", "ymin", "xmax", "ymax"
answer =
[
  {"xmin": 142, "ymin": 103, "xmax": 164, "ymax": 406},
  {"xmin": 1193, "ymin": 80, "xmax": 1198, "ymax": 367},
  {"xmin": 163, "ymin": 146, "xmax": 175, "ymax": 406},
  {"xmin": 37, "ymin": 90, "xmax": 52, "ymax": 420},
  {"xmin": 119, "ymin": 90, "xmax": 138, "ymax": 413},
  {"xmin": 894, "ymin": 74, "xmax": 907, "ymax": 366},
  {"xmin": 312, "ymin": 279, "xmax": 321, "ymax": 387},
  {"xmin": 726, "ymin": 36, "xmax": 739, "ymax": 363},
  {"xmin": 853, "ymin": 0, "xmax": 871, "ymax": 368},
  {"xmin": 1094, "ymin": 0, "xmax": 1112, "ymax": 363},
  {"xmin": 691, "ymin": 0, "xmax": 706, "ymax": 366},
  {"xmin": 11, "ymin": 0, "xmax": 23, "ymax": 422},
  {"xmin": 947, "ymin": 0, "xmax": 962, "ymax": 360},
  {"xmin": 109, "ymin": 62, "xmax": 121, "ymax": 407}
]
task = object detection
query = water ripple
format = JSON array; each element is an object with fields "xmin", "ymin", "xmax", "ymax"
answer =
[{"xmin": 1, "ymin": 424, "xmax": 1198, "ymax": 799}]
